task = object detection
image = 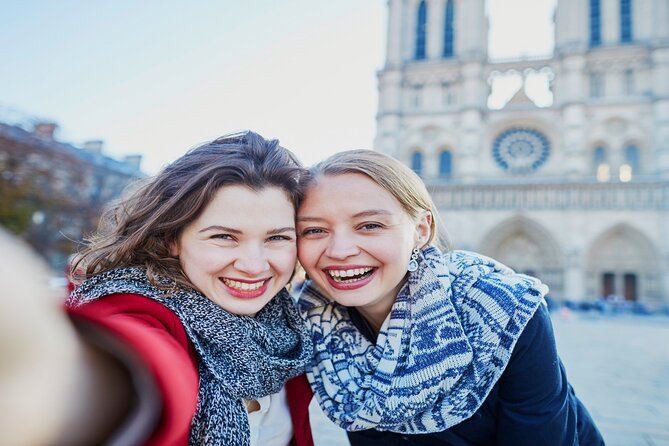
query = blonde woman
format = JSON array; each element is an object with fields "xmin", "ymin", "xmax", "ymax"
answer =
[{"xmin": 296, "ymin": 149, "xmax": 604, "ymax": 445}]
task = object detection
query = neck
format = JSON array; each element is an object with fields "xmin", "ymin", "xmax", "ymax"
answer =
[
  {"xmin": 355, "ymin": 278, "xmax": 407, "ymax": 334},
  {"xmin": 355, "ymin": 297, "xmax": 395, "ymax": 335}
]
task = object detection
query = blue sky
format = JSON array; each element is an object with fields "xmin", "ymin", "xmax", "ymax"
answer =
[{"xmin": 1, "ymin": 0, "xmax": 555, "ymax": 174}]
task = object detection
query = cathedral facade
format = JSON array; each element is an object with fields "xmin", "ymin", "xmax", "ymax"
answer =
[{"xmin": 375, "ymin": 0, "xmax": 669, "ymax": 303}]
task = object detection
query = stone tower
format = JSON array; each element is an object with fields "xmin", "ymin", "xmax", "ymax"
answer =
[{"xmin": 375, "ymin": 0, "xmax": 669, "ymax": 303}]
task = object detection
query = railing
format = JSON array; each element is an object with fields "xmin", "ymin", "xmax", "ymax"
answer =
[
  {"xmin": 485, "ymin": 55, "xmax": 555, "ymax": 74},
  {"xmin": 426, "ymin": 181, "xmax": 669, "ymax": 210}
]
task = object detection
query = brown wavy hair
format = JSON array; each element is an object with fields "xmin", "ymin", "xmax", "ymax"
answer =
[{"xmin": 72, "ymin": 131, "xmax": 304, "ymax": 290}]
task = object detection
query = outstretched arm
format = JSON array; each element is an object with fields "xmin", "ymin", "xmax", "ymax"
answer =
[{"xmin": 0, "ymin": 229, "xmax": 134, "ymax": 446}]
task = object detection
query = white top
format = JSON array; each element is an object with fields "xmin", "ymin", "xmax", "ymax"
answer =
[{"xmin": 247, "ymin": 387, "xmax": 293, "ymax": 446}]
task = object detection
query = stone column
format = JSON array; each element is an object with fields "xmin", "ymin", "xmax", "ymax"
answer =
[
  {"xmin": 554, "ymin": 54, "xmax": 586, "ymax": 106},
  {"xmin": 562, "ymin": 104, "xmax": 588, "ymax": 177},
  {"xmin": 564, "ymin": 247, "xmax": 586, "ymax": 301},
  {"xmin": 456, "ymin": 0, "xmax": 487, "ymax": 60},
  {"xmin": 651, "ymin": 0, "xmax": 669, "ymax": 44},
  {"xmin": 385, "ymin": 0, "xmax": 404, "ymax": 68},
  {"xmin": 375, "ymin": 70, "xmax": 404, "ymax": 159},
  {"xmin": 602, "ymin": 0, "xmax": 620, "ymax": 44},
  {"xmin": 425, "ymin": 145, "xmax": 440, "ymax": 178},
  {"xmin": 652, "ymin": 48, "xmax": 669, "ymax": 178},
  {"xmin": 427, "ymin": 0, "xmax": 445, "ymax": 60},
  {"xmin": 555, "ymin": 0, "xmax": 588, "ymax": 54},
  {"xmin": 660, "ymin": 212, "xmax": 669, "ymax": 304},
  {"xmin": 459, "ymin": 108, "xmax": 483, "ymax": 182}
]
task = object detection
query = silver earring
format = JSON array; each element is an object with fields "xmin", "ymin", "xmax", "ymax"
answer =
[{"xmin": 407, "ymin": 247, "xmax": 420, "ymax": 272}]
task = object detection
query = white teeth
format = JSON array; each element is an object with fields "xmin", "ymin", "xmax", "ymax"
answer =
[
  {"xmin": 222, "ymin": 279, "xmax": 265, "ymax": 291},
  {"xmin": 327, "ymin": 268, "xmax": 373, "ymax": 282},
  {"xmin": 328, "ymin": 268, "xmax": 372, "ymax": 277}
]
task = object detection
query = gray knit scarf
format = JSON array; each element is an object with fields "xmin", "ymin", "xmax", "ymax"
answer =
[
  {"xmin": 299, "ymin": 247, "xmax": 547, "ymax": 433},
  {"xmin": 68, "ymin": 267, "xmax": 313, "ymax": 446}
]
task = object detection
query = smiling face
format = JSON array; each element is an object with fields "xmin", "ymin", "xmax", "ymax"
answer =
[
  {"xmin": 297, "ymin": 173, "xmax": 430, "ymax": 328},
  {"xmin": 173, "ymin": 185, "xmax": 297, "ymax": 316}
]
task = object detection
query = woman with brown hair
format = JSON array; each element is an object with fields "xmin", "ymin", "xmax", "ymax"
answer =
[
  {"xmin": 1, "ymin": 131, "xmax": 315, "ymax": 446},
  {"xmin": 296, "ymin": 149, "xmax": 604, "ymax": 445}
]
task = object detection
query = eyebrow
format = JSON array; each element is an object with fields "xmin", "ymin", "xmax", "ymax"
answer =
[
  {"xmin": 352, "ymin": 210, "xmax": 392, "ymax": 218},
  {"xmin": 297, "ymin": 209, "xmax": 392, "ymax": 222},
  {"xmin": 199, "ymin": 225, "xmax": 296, "ymax": 235},
  {"xmin": 268, "ymin": 227, "xmax": 296, "ymax": 235}
]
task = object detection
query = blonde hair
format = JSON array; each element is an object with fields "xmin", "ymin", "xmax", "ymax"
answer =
[
  {"xmin": 73, "ymin": 131, "xmax": 304, "ymax": 289},
  {"xmin": 302, "ymin": 149, "xmax": 448, "ymax": 249}
]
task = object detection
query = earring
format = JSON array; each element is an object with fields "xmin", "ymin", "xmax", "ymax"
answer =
[{"xmin": 407, "ymin": 247, "xmax": 420, "ymax": 272}]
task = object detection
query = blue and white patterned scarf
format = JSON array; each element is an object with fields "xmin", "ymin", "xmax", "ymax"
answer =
[
  {"xmin": 68, "ymin": 267, "xmax": 313, "ymax": 446},
  {"xmin": 298, "ymin": 246, "xmax": 547, "ymax": 433}
]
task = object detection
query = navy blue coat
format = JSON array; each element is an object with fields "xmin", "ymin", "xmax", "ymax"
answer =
[{"xmin": 347, "ymin": 304, "xmax": 605, "ymax": 446}]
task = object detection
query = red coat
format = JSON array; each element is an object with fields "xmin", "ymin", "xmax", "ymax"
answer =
[{"xmin": 68, "ymin": 293, "xmax": 314, "ymax": 446}]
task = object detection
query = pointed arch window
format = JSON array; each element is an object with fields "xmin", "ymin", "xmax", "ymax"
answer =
[
  {"xmin": 590, "ymin": 0, "xmax": 601, "ymax": 47},
  {"xmin": 620, "ymin": 0, "xmax": 633, "ymax": 42},
  {"xmin": 443, "ymin": 0, "xmax": 455, "ymax": 58},
  {"xmin": 411, "ymin": 150, "xmax": 424, "ymax": 176},
  {"xmin": 593, "ymin": 147, "xmax": 606, "ymax": 166},
  {"xmin": 439, "ymin": 150, "xmax": 453, "ymax": 179},
  {"xmin": 590, "ymin": 72, "xmax": 604, "ymax": 98},
  {"xmin": 415, "ymin": 1, "xmax": 427, "ymax": 60},
  {"xmin": 620, "ymin": 144, "xmax": 639, "ymax": 181},
  {"xmin": 442, "ymin": 81, "xmax": 456, "ymax": 106},
  {"xmin": 624, "ymin": 68, "xmax": 635, "ymax": 95},
  {"xmin": 624, "ymin": 145, "xmax": 639, "ymax": 171},
  {"xmin": 593, "ymin": 146, "xmax": 610, "ymax": 181}
]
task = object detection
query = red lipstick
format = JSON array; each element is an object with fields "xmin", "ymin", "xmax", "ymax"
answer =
[
  {"xmin": 323, "ymin": 267, "xmax": 377, "ymax": 291},
  {"xmin": 219, "ymin": 277, "xmax": 270, "ymax": 299}
]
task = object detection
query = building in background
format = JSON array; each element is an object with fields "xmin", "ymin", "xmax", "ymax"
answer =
[
  {"xmin": 0, "ymin": 119, "xmax": 144, "ymax": 271},
  {"xmin": 375, "ymin": 0, "xmax": 669, "ymax": 303}
]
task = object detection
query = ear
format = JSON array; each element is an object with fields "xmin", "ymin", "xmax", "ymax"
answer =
[{"xmin": 414, "ymin": 211, "xmax": 432, "ymax": 248}]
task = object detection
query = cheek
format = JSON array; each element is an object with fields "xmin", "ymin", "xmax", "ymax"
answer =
[
  {"xmin": 297, "ymin": 241, "xmax": 318, "ymax": 271},
  {"xmin": 181, "ymin": 246, "xmax": 223, "ymax": 274},
  {"xmin": 272, "ymin": 246, "xmax": 298, "ymax": 274},
  {"xmin": 377, "ymin": 239, "xmax": 413, "ymax": 272}
]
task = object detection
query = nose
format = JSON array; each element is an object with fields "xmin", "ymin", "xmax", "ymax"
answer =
[
  {"xmin": 325, "ymin": 232, "xmax": 359, "ymax": 260},
  {"xmin": 233, "ymin": 244, "xmax": 270, "ymax": 277}
]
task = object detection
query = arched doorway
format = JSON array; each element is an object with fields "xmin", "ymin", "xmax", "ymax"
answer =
[
  {"xmin": 587, "ymin": 225, "xmax": 661, "ymax": 302},
  {"xmin": 479, "ymin": 216, "xmax": 564, "ymax": 298}
]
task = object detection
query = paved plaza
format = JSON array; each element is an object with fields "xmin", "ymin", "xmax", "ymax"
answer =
[{"xmin": 308, "ymin": 311, "xmax": 669, "ymax": 445}]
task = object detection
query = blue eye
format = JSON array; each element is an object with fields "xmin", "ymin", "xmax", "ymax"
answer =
[
  {"xmin": 301, "ymin": 228, "xmax": 326, "ymax": 236},
  {"xmin": 268, "ymin": 235, "xmax": 293, "ymax": 242},
  {"xmin": 211, "ymin": 234, "xmax": 233, "ymax": 240},
  {"xmin": 360, "ymin": 223, "xmax": 383, "ymax": 231}
]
